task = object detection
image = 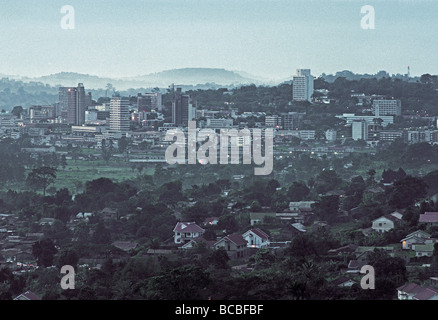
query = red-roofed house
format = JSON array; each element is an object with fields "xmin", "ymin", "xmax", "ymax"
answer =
[
  {"xmin": 419, "ymin": 212, "xmax": 438, "ymax": 224},
  {"xmin": 214, "ymin": 234, "xmax": 248, "ymax": 259},
  {"xmin": 173, "ymin": 222, "xmax": 205, "ymax": 244},
  {"xmin": 242, "ymin": 228, "xmax": 270, "ymax": 248},
  {"xmin": 371, "ymin": 214, "xmax": 402, "ymax": 233},
  {"xmin": 397, "ymin": 283, "xmax": 438, "ymax": 300},
  {"xmin": 13, "ymin": 291, "xmax": 42, "ymax": 300}
]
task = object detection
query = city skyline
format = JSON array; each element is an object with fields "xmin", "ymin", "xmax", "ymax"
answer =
[{"xmin": 0, "ymin": 0, "xmax": 436, "ymax": 80}]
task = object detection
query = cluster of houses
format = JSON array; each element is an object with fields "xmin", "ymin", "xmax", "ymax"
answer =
[
  {"xmin": 0, "ymin": 213, "xmax": 48, "ymax": 273},
  {"xmin": 371, "ymin": 211, "xmax": 438, "ymax": 257},
  {"xmin": 173, "ymin": 221, "xmax": 270, "ymax": 259}
]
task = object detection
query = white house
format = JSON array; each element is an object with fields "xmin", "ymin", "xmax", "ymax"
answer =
[
  {"xmin": 371, "ymin": 214, "xmax": 402, "ymax": 233},
  {"xmin": 242, "ymin": 228, "xmax": 270, "ymax": 248},
  {"xmin": 173, "ymin": 222, "xmax": 205, "ymax": 244},
  {"xmin": 400, "ymin": 230, "xmax": 431, "ymax": 250}
]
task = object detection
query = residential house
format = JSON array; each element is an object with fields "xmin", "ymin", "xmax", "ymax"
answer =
[
  {"xmin": 203, "ymin": 217, "xmax": 219, "ymax": 227},
  {"xmin": 419, "ymin": 212, "xmax": 438, "ymax": 225},
  {"xmin": 181, "ymin": 237, "xmax": 216, "ymax": 250},
  {"xmin": 249, "ymin": 212, "xmax": 276, "ymax": 226},
  {"xmin": 214, "ymin": 234, "xmax": 248, "ymax": 259},
  {"xmin": 330, "ymin": 276, "xmax": 357, "ymax": 288},
  {"xmin": 400, "ymin": 230, "xmax": 432, "ymax": 250},
  {"xmin": 288, "ymin": 201, "xmax": 316, "ymax": 213},
  {"xmin": 242, "ymin": 228, "xmax": 270, "ymax": 248},
  {"xmin": 173, "ymin": 222, "xmax": 205, "ymax": 244},
  {"xmin": 347, "ymin": 251, "xmax": 371, "ymax": 273},
  {"xmin": 39, "ymin": 218, "xmax": 55, "ymax": 226},
  {"xmin": 13, "ymin": 291, "xmax": 42, "ymax": 300},
  {"xmin": 397, "ymin": 283, "xmax": 438, "ymax": 300},
  {"xmin": 98, "ymin": 207, "xmax": 118, "ymax": 222},
  {"xmin": 291, "ymin": 223, "xmax": 307, "ymax": 233},
  {"xmin": 355, "ymin": 246, "xmax": 395, "ymax": 257},
  {"xmin": 413, "ymin": 243, "xmax": 434, "ymax": 257},
  {"xmin": 371, "ymin": 214, "xmax": 402, "ymax": 233},
  {"xmin": 112, "ymin": 241, "xmax": 138, "ymax": 252},
  {"xmin": 328, "ymin": 244, "xmax": 358, "ymax": 256},
  {"xmin": 279, "ymin": 223, "xmax": 306, "ymax": 240}
]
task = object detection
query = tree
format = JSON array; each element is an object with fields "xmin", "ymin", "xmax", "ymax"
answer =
[
  {"xmin": 313, "ymin": 195, "xmax": 340, "ymax": 223},
  {"xmin": 118, "ymin": 136, "xmax": 129, "ymax": 153},
  {"xmin": 32, "ymin": 238, "xmax": 58, "ymax": 267},
  {"xmin": 26, "ymin": 166, "xmax": 57, "ymax": 196},
  {"xmin": 147, "ymin": 265, "xmax": 210, "ymax": 300},
  {"xmin": 207, "ymin": 248, "xmax": 230, "ymax": 269},
  {"xmin": 11, "ymin": 106, "xmax": 23, "ymax": 118},
  {"xmin": 57, "ymin": 248, "xmax": 79, "ymax": 270},
  {"xmin": 60, "ymin": 154, "xmax": 67, "ymax": 169},
  {"xmin": 389, "ymin": 176, "xmax": 428, "ymax": 209},
  {"xmin": 287, "ymin": 181, "xmax": 310, "ymax": 201},
  {"xmin": 315, "ymin": 169, "xmax": 343, "ymax": 194}
]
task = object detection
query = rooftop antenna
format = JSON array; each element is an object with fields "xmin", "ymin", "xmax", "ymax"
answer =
[{"xmin": 407, "ymin": 66, "xmax": 410, "ymax": 77}]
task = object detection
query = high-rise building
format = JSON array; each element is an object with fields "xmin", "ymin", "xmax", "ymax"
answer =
[
  {"xmin": 172, "ymin": 88, "xmax": 196, "ymax": 126},
  {"xmin": 292, "ymin": 69, "xmax": 314, "ymax": 102},
  {"xmin": 59, "ymin": 83, "xmax": 87, "ymax": 125},
  {"xmin": 137, "ymin": 92, "xmax": 163, "ymax": 113},
  {"xmin": 282, "ymin": 112, "xmax": 304, "ymax": 130},
  {"xmin": 325, "ymin": 129, "xmax": 337, "ymax": 142},
  {"xmin": 109, "ymin": 97, "xmax": 130, "ymax": 133},
  {"xmin": 372, "ymin": 99, "xmax": 401, "ymax": 117},
  {"xmin": 352, "ymin": 120, "xmax": 368, "ymax": 141},
  {"xmin": 265, "ymin": 115, "xmax": 282, "ymax": 128}
]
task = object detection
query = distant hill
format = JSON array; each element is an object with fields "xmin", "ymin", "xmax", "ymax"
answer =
[{"xmin": 24, "ymin": 68, "xmax": 262, "ymax": 90}]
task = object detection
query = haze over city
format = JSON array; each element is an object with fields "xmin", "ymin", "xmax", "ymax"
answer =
[{"xmin": 1, "ymin": 0, "xmax": 436, "ymax": 80}]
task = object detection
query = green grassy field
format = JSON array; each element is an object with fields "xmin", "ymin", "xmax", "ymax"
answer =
[
  {"xmin": 53, "ymin": 160, "xmax": 154, "ymax": 192},
  {"xmin": 1, "ymin": 159, "xmax": 155, "ymax": 195}
]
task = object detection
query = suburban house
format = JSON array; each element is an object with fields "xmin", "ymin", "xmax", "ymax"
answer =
[
  {"xmin": 397, "ymin": 283, "xmax": 438, "ymax": 300},
  {"xmin": 288, "ymin": 201, "xmax": 316, "ymax": 213},
  {"xmin": 214, "ymin": 234, "xmax": 248, "ymax": 259},
  {"xmin": 39, "ymin": 218, "xmax": 55, "ymax": 226},
  {"xmin": 413, "ymin": 243, "xmax": 435, "ymax": 257},
  {"xmin": 111, "ymin": 241, "xmax": 138, "ymax": 252},
  {"xmin": 202, "ymin": 217, "xmax": 219, "ymax": 227},
  {"xmin": 291, "ymin": 223, "xmax": 307, "ymax": 233},
  {"xmin": 173, "ymin": 222, "xmax": 205, "ymax": 244},
  {"xmin": 355, "ymin": 246, "xmax": 395, "ymax": 257},
  {"xmin": 400, "ymin": 230, "xmax": 432, "ymax": 250},
  {"xmin": 330, "ymin": 276, "xmax": 357, "ymax": 287},
  {"xmin": 419, "ymin": 212, "xmax": 438, "ymax": 225},
  {"xmin": 249, "ymin": 212, "xmax": 276, "ymax": 226},
  {"xmin": 328, "ymin": 244, "xmax": 358, "ymax": 256},
  {"xmin": 348, "ymin": 246, "xmax": 396, "ymax": 272},
  {"xmin": 242, "ymin": 228, "xmax": 270, "ymax": 248},
  {"xmin": 371, "ymin": 214, "xmax": 402, "ymax": 233},
  {"xmin": 180, "ymin": 237, "xmax": 216, "ymax": 250},
  {"xmin": 13, "ymin": 291, "xmax": 42, "ymax": 300}
]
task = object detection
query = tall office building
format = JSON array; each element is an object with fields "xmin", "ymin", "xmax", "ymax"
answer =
[
  {"xmin": 137, "ymin": 92, "xmax": 163, "ymax": 113},
  {"xmin": 352, "ymin": 120, "xmax": 368, "ymax": 141},
  {"xmin": 109, "ymin": 97, "xmax": 130, "ymax": 133},
  {"xmin": 59, "ymin": 83, "xmax": 86, "ymax": 125},
  {"xmin": 172, "ymin": 88, "xmax": 196, "ymax": 126},
  {"xmin": 292, "ymin": 69, "xmax": 314, "ymax": 102},
  {"xmin": 372, "ymin": 99, "xmax": 401, "ymax": 117},
  {"xmin": 282, "ymin": 112, "xmax": 304, "ymax": 130},
  {"xmin": 265, "ymin": 115, "xmax": 282, "ymax": 128}
]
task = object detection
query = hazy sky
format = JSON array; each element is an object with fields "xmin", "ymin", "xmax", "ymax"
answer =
[{"xmin": 0, "ymin": 0, "xmax": 436, "ymax": 80}]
